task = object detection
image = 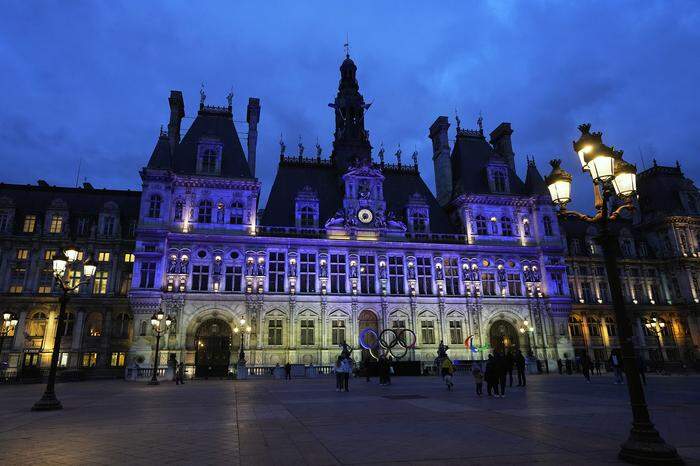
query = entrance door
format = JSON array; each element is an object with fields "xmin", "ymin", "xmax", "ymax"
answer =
[
  {"xmin": 358, "ymin": 310, "xmax": 379, "ymax": 371},
  {"xmin": 195, "ymin": 319, "xmax": 232, "ymax": 378},
  {"xmin": 489, "ymin": 320, "xmax": 519, "ymax": 354}
]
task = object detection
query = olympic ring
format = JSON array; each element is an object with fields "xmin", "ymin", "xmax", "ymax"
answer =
[
  {"xmin": 358, "ymin": 328, "xmax": 416, "ymax": 360},
  {"xmin": 358, "ymin": 328, "xmax": 379, "ymax": 350}
]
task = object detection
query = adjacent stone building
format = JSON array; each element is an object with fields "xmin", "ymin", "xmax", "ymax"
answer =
[{"xmin": 0, "ymin": 55, "xmax": 697, "ymax": 378}]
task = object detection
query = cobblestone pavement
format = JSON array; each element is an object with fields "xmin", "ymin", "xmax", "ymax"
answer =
[{"xmin": 0, "ymin": 373, "xmax": 699, "ymax": 465}]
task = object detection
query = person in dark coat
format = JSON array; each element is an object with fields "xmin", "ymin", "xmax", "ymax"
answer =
[
  {"xmin": 284, "ymin": 362, "xmax": 292, "ymax": 380},
  {"xmin": 505, "ymin": 351, "xmax": 515, "ymax": 387},
  {"xmin": 515, "ymin": 349, "xmax": 526, "ymax": 387},
  {"xmin": 581, "ymin": 353, "xmax": 592, "ymax": 382},
  {"xmin": 493, "ymin": 351, "xmax": 507, "ymax": 397},
  {"xmin": 484, "ymin": 354, "xmax": 499, "ymax": 397},
  {"xmin": 565, "ymin": 356, "xmax": 573, "ymax": 375},
  {"xmin": 557, "ymin": 358, "xmax": 563, "ymax": 375}
]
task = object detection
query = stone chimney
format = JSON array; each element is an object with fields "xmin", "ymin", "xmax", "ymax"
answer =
[
  {"xmin": 167, "ymin": 90, "xmax": 185, "ymax": 153},
  {"xmin": 429, "ymin": 116, "xmax": 452, "ymax": 206},
  {"xmin": 490, "ymin": 122, "xmax": 515, "ymax": 171},
  {"xmin": 246, "ymin": 97, "xmax": 261, "ymax": 177}
]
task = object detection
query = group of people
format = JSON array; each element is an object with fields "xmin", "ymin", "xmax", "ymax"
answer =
[
  {"xmin": 474, "ymin": 349, "xmax": 526, "ymax": 398},
  {"xmin": 333, "ymin": 355, "xmax": 354, "ymax": 391}
]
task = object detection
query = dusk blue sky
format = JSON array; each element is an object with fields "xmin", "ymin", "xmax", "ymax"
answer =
[{"xmin": 1, "ymin": 1, "xmax": 699, "ymax": 212}]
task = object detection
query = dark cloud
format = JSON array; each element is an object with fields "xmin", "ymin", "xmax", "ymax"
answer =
[{"xmin": 1, "ymin": 1, "xmax": 699, "ymax": 211}]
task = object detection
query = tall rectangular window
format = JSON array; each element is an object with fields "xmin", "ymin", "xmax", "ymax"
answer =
[
  {"xmin": 224, "ymin": 265, "xmax": 243, "ymax": 292},
  {"xmin": 421, "ymin": 321, "xmax": 435, "ymax": 344},
  {"xmin": 119, "ymin": 272, "xmax": 132, "ymax": 295},
  {"xmin": 481, "ymin": 272, "xmax": 496, "ymax": 296},
  {"xmin": 191, "ymin": 265, "xmax": 209, "ymax": 291},
  {"xmin": 330, "ymin": 254, "xmax": 346, "ymax": 294},
  {"xmin": 77, "ymin": 217, "xmax": 89, "ymax": 236},
  {"xmin": 416, "ymin": 257, "xmax": 433, "ymax": 295},
  {"xmin": 0, "ymin": 213, "xmax": 9, "ymax": 232},
  {"xmin": 268, "ymin": 252, "xmax": 286, "ymax": 293},
  {"xmin": 581, "ymin": 282, "xmax": 593, "ymax": 303},
  {"xmin": 97, "ymin": 251, "xmax": 110, "ymax": 262},
  {"xmin": 359, "ymin": 254, "xmax": 376, "ymax": 294},
  {"xmin": 551, "ymin": 271, "xmax": 564, "ymax": 295},
  {"xmin": 16, "ymin": 249, "xmax": 29, "ymax": 260},
  {"xmin": 449, "ymin": 320, "xmax": 463, "ymax": 345},
  {"xmin": 506, "ymin": 273, "xmax": 522, "ymax": 296},
  {"xmin": 102, "ymin": 216, "xmax": 115, "ymax": 235},
  {"xmin": 300, "ymin": 253, "xmax": 316, "ymax": 293},
  {"xmin": 598, "ymin": 281, "xmax": 609, "ymax": 303},
  {"xmin": 93, "ymin": 271, "xmax": 109, "ymax": 294},
  {"xmin": 300, "ymin": 320, "xmax": 315, "ymax": 346},
  {"xmin": 139, "ymin": 262, "xmax": 156, "ymax": 288},
  {"xmin": 9, "ymin": 264, "xmax": 26, "ymax": 293},
  {"xmin": 331, "ymin": 320, "xmax": 346, "ymax": 345},
  {"xmin": 68, "ymin": 270, "xmax": 82, "ymax": 292},
  {"xmin": 444, "ymin": 258, "xmax": 460, "ymax": 295},
  {"xmin": 38, "ymin": 265, "xmax": 54, "ymax": 294},
  {"xmin": 268, "ymin": 319, "xmax": 283, "ymax": 345},
  {"xmin": 23, "ymin": 215, "xmax": 36, "ymax": 233},
  {"xmin": 388, "ymin": 256, "xmax": 405, "ymax": 295},
  {"xmin": 49, "ymin": 214, "xmax": 63, "ymax": 233}
]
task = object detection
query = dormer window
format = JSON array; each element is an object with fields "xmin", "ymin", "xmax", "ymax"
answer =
[
  {"xmin": 229, "ymin": 201, "xmax": 245, "ymax": 225},
  {"xmin": 494, "ymin": 171, "xmax": 507, "ymax": 192},
  {"xmin": 410, "ymin": 211, "xmax": 428, "ymax": 233},
  {"xmin": 148, "ymin": 194, "xmax": 162, "ymax": 218},
  {"xmin": 196, "ymin": 141, "xmax": 222, "ymax": 175},
  {"xmin": 300, "ymin": 207, "xmax": 316, "ymax": 227},
  {"xmin": 102, "ymin": 216, "xmax": 116, "ymax": 236},
  {"xmin": 295, "ymin": 186, "xmax": 319, "ymax": 229}
]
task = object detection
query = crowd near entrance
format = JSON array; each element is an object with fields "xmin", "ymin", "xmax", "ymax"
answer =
[
  {"xmin": 194, "ymin": 319, "xmax": 232, "ymax": 378},
  {"xmin": 489, "ymin": 320, "xmax": 519, "ymax": 354}
]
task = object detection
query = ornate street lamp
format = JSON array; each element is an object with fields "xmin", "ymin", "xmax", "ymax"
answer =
[
  {"xmin": 233, "ymin": 318, "xmax": 252, "ymax": 363},
  {"xmin": 32, "ymin": 247, "xmax": 95, "ymax": 411},
  {"xmin": 644, "ymin": 314, "xmax": 667, "ymax": 373},
  {"xmin": 1, "ymin": 312, "xmax": 19, "ymax": 368},
  {"xmin": 545, "ymin": 124, "xmax": 681, "ymax": 464},
  {"xmin": 148, "ymin": 309, "xmax": 174, "ymax": 385}
]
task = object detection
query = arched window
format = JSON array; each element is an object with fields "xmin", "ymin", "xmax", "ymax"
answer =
[
  {"xmin": 494, "ymin": 171, "xmax": 506, "ymax": 192},
  {"xmin": 229, "ymin": 201, "xmax": 244, "ymax": 225},
  {"xmin": 174, "ymin": 201, "xmax": 184, "ymax": 221},
  {"xmin": 587, "ymin": 317, "xmax": 601, "ymax": 337},
  {"xmin": 500, "ymin": 217, "xmax": 513, "ymax": 236},
  {"xmin": 197, "ymin": 200, "xmax": 212, "ymax": 223},
  {"xmin": 85, "ymin": 312, "xmax": 103, "ymax": 337},
  {"xmin": 475, "ymin": 215, "xmax": 488, "ymax": 235},
  {"xmin": 300, "ymin": 206, "xmax": 316, "ymax": 227},
  {"xmin": 568, "ymin": 316, "xmax": 582, "ymax": 337},
  {"xmin": 28, "ymin": 312, "xmax": 48, "ymax": 337},
  {"xmin": 148, "ymin": 194, "xmax": 162, "ymax": 218},
  {"xmin": 543, "ymin": 216, "xmax": 553, "ymax": 236},
  {"xmin": 112, "ymin": 313, "xmax": 131, "ymax": 339},
  {"xmin": 411, "ymin": 212, "xmax": 428, "ymax": 232},
  {"xmin": 58, "ymin": 312, "xmax": 74, "ymax": 337}
]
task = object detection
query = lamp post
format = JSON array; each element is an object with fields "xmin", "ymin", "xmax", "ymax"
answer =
[
  {"xmin": 519, "ymin": 319, "xmax": 535, "ymax": 353},
  {"xmin": 545, "ymin": 124, "xmax": 681, "ymax": 464},
  {"xmin": 233, "ymin": 317, "xmax": 252, "ymax": 363},
  {"xmin": 644, "ymin": 314, "xmax": 666, "ymax": 373},
  {"xmin": 149, "ymin": 309, "xmax": 173, "ymax": 385},
  {"xmin": 1, "ymin": 312, "xmax": 19, "ymax": 369},
  {"xmin": 32, "ymin": 246, "xmax": 96, "ymax": 411}
]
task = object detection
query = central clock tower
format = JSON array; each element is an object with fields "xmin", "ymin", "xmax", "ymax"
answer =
[{"xmin": 341, "ymin": 160, "xmax": 386, "ymax": 228}]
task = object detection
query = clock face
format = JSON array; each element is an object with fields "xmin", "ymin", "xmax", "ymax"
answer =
[{"xmin": 357, "ymin": 208, "xmax": 374, "ymax": 224}]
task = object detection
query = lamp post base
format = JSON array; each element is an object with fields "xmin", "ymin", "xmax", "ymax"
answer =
[
  {"xmin": 31, "ymin": 393, "xmax": 63, "ymax": 411},
  {"xmin": 619, "ymin": 427, "xmax": 684, "ymax": 465}
]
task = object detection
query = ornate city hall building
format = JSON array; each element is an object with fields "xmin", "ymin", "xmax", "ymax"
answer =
[{"xmin": 0, "ymin": 55, "xmax": 698, "ymax": 378}]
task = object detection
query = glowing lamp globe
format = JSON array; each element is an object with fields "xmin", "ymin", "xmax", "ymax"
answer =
[
  {"xmin": 584, "ymin": 144, "xmax": 616, "ymax": 183},
  {"xmin": 572, "ymin": 123, "xmax": 602, "ymax": 171},
  {"xmin": 151, "ymin": 317, "xmax": 159, "ymax": 327},
  {"xmin": 3, "ymin": 312, "xmax": 10, "ymax": 321},
  {"xmin": 52, "ymin": 252, "xmax": 68, "ymax": 276},
  {"xmin": 83, "ymin": 264, "xmax": 97, "ymax": 278},
  {"xmin": 545, "ymin": 159, "xmax": 572, "ymax": 206},
  {"xmin": 612, "ymin": 159, "xmax": 637, "ymax": 198},
  {"xmin": 64, "ymin": 246, "xmax": 80, "ymax": 263}
]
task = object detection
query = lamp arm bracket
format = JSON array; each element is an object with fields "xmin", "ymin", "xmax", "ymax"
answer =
[
  {"xmin": 608, "ymin": 202, "xmax": 635, "ymax": 221},
  {"xmin": 557, "ymin": 208, "xmax": 601, "ymax": 223}
]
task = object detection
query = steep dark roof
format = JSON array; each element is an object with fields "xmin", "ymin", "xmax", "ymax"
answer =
[
  {"xmin": 449, "ymin": 131, "xmax": 526, "ymax": 198},
  {"xmin": 147, "ymin": 133, "xmax": 172, "ymax": 169},
  {"xmin": 152, "ymin": 107, "xmax": 253, "ymax": 179},
  {"xmin": 524, "ymin": 159, "xmax": 549, "ymax": 196},
  {"xmin": 637, "ymin": 163, "xmax": 698, "ymax": 218}
]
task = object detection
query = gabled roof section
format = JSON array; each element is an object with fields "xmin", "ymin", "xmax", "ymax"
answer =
[
  {"xmin": 637, "ymin": 162, "xmax": 699, "ymax": 217},
  {"xmin": 524, "ymin": 158, "xmax": 549, "ymax": 196},
  {"xmin": 449, "ymin": 131, "xmax": 525, "ymax": 198},
  {"xmin": 168, "ymin": 106, "xmax": 253, "ymax": 179},
  {"xmin": 146, "ymin": 132, "xmax": 172, "ymax": 170}
]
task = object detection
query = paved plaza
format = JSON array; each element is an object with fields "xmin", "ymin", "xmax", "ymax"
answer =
[{"xmin": 0, "ymin": 373, "xmax": 699, "ymax": 465}]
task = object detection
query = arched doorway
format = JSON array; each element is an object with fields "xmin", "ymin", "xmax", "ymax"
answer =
[
  {"xmin": 358, "ymin": 310, "xmax": 379, "ymax": 362},
  {"xmin": 489, "ymin": 320, "xmax": 519, "ymax": 354},
  {"xmin": 195, "ymin": 318, "xmax": 232, "ymax": 378}
]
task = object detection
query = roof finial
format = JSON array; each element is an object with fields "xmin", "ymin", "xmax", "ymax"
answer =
[
  {"xmin": 378, "ymin": 142, "xmax": 385, "ymax": 166},
  {"xmin": 455, "ymin": 108, "xmax": 461, "ymax": 131},
  {"xmin": 298, "ymin": 135, "xmax": 304, "ymax": 157},
  {"xmin": 395, "ymin": 144, "xmax": 402, "ymax": 166},
  {"xmin": 344, "ymin": 33, "xmax": 350, "ymax": 58},
  {"xmin": 279, "ymin": 134, "xmax": 286, "ymax": 158},
  {"xmin": 477, "ymin": 111, "xmax": 483, "ymax": 134},
  {"xmin": 226, "ymin": 87, "xmax": 233, "ymax": 108},
  {"xmin": 199, "ymin": 83, "xmax": 206, "ymax": 107},
  {"xmin": 315, "ymin": 137, "xmax": 322, "ymax": 160},
  {"xmin": 412, "ymin": 147, "xmax": 418, "ymax": 167}
]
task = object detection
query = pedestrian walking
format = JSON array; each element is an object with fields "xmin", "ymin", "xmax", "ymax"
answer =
[
  {"xmin": 610, "ymin": 351, "xmax": 624, "ymax": 384},
  {"xmin": 485, "ymin": 354, "xmax": 499, "ymax": 397},
  {"xmin": 175, "ymin": 362, "xmax": 185, "ymax": 385},
  {"xmin": 505, "ymin": 351, "xmax": 515, "ymax": 387},
  {"xmin": 581, "ymin": 353, "xmax": 592, "ymax": 383},
  {"xmin": 557, "ymin": 358, "xmax": 563, "ymax": 375},
  {"xmin": 340, "ymin": 356, "xmax": 352, "ymax": 392},
  {"xmin": 284, "ymin": 362, "xmax": 292, "ymax": 380},
  {"xmin": 515, "ymin": 349, "xmax": 526, "ymax": 387},
  {"xmin": 334, "ymin": 357, "xmax": 342, "ymax": 391},
  {"xmin": 378, "ymin": 354, "xmax": 389, "ymax": 385},
  {"xmin": 441, "ymin": 357, "xmax": 455, "ymax": 391},
  {"xmin": 472, "ymin": 364, "xmax": 484, "ymax": 396},
  {"xmin": 494, "ymin": 351, "xmax": 507, "ymax": 397}
]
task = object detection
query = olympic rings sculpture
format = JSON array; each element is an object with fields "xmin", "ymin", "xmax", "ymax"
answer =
[{"xmin": 358, "ymin": 328, "xmax": 417, "ymax": 360}]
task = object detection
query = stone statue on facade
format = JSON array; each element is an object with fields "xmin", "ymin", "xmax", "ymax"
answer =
[
  {"xmin": 245, "ymin": 261, "xmax": 255, "ymax": 277},
  {"xmin": 168, "ymin": 257, "xmax": 178, "ymax": 274},
  {"xmin": 279, "ymin": 135, "xmax": 286, "ymax": 157},
  {"xmin": 349, "ymin": 261, "xmax": 358, "ymax": 279},
  {"xmin": 407, "ymin": 264, "xmax": 416, "ymax": 280},
  {"xmin": 325, "ymin": 209, "xmax": 346, "ymax": 228},
  {"xmin": 379, "ymin": 261, "xmax": 387, "ymax": 279},
  {"xmin": 289, "ymin": 260, "xmax": 297, "ymax": 277},
  {"xmin": 435, "ymin": 265, "xmax": 444, "ymax": 281},
  {"xmin": 178, "ymin": 258, "xmax": 188, "ymax": 274}
]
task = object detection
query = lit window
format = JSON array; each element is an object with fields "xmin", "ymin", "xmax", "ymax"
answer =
[
  {"xmin": 44, "ymin": 249, "xmax": 56, "ymax": 260},
  {"xmin": 98, "ymin": 252, "xmax": 110, "ymax": 262},
  {"xmin": 86, "ymin": 312, "xmax": 103, "ymax": 337},
  {"xmin": 49, "ymin": 214, "xmax": 63, "ymax": 234},
  {"xmin": 92, "ymin": 271, "xmax": 109, "ymax": 294},
  {"xmin": 82, "ymin": 352, "xmax": 98, "ymax": 368},
  {"xmin": 16, "ymin": 249, "xmax": 29, "ymax": 260},
  {"xmin": 23, "ymin": 215, "xmax": 36, "ymax": 233},
  {"xmin": 28, "ymin": 312, "xmax": 48, "ymax": 337},
  {"xmin": 58, "ymin": 352, "xmax": 69, "ymax": 368},
  {"xmin": 124, "ymin": 253, "xmax": 135, "ymax": 263},
  {"xmin": 110, "ymin": 352, "xmax": 126, "ymax": 367}
]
